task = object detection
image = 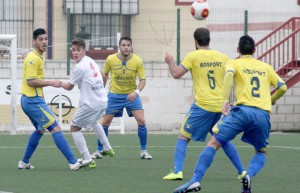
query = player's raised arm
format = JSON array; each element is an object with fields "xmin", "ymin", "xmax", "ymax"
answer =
[{"xmin": 165, "ymin": 52, "xmax": 186, "ymax": 79}]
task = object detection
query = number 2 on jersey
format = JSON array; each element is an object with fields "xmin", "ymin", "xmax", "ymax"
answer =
[{"xmin": 250, "ymin": 76, "xmax": 260, "ymax": 98}]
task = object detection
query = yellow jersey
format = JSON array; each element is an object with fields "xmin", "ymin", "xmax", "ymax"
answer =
[
  {"xmin": 181, "ymin": 49, "xmax": 230, "ymax": 112},
  {"xmin": 21, "ymin": 49, "xmax": 45, "ymax": 97},
  {"xmin": 104, "ymin": 53, "xmax": 146, "ymax": 94},
  {"xmin": 226, "ymin": 55, "xmax": 285, "ymax": 112}
]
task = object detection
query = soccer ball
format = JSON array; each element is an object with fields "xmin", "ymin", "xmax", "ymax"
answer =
[{"xmin": 190, "ymin": 0, "xmax": 210, "ymax": 20}]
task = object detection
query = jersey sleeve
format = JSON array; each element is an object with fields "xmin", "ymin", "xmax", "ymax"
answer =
[
  {"xmin": 181, "ymin": 53, "xmax": 193, "ymax": 71},
  {"xmin": 269, "ymin": 66, "xmax": 285, "ymax": 88},
  {"xmin": 224, "ymin": 59, "xmax": 235, "ymax": 74},
  {"xmin": 104, "ymin": 55, "xmax": 112, "ymax": 75},
  {"xmin": 69, "ymin": 65, "xmax": 83, "ymax": 86},
  {"xmin": 25, "ymin": 58, "xmax": 38, "ymax": 80},
  {"xmin": 223, "ymin": 55, "xmax": 230, "ymax": 71}
]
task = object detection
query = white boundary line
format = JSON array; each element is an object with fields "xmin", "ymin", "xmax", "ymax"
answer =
[{"xmin": 0, "ymin": 145, "xmax": 300, "ymax": 150}]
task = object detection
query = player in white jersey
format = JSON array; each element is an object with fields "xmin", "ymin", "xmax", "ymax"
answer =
[{"xmin": 61, "ymin": 38, "xmax": 115, "ymax": 168}]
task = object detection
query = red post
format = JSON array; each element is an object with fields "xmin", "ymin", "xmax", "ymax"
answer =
[{"xmin": 298, "ymin": 0, "xmax": 300, "ymax": 5}]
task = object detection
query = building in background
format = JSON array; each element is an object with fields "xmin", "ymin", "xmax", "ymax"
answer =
[{"xmin": 0, "ymin": 0, "xmax": 299, "ymax": 132}]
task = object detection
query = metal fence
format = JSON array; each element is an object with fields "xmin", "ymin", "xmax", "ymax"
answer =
[
  {"xmin": 0, "ymin": 6, "xmax": 299, "ymax": 75},
  {"xmin": 1, "ymin": 5, "xmax": 300, "ymax": 132}
]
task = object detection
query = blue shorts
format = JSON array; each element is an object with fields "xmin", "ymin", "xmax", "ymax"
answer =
[
  {"xmin": 213, "ymin": 105, "xmax": 271, "ymax": 152},
  {"xmin": 180, "ymin": 103, "xmax": 222, "ymax": 142},
  {"xmin": 21, "ymin": 95, "xmax": 58, "ymax": 131},
  {"xmin": 106, "ymin": 92, "xmax": 143, "ymax": 117}
]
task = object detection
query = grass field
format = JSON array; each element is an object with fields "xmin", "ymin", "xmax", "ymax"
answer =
[{"xmin": 0, "ymin": 132, "xmax": 299, "ymax": 193}]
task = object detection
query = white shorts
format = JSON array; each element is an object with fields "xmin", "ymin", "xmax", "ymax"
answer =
[{"xmin": 72, "ymin": 104, "xmax": 105, "ymax": 130}]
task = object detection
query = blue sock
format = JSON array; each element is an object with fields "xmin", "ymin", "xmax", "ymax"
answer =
[
  {"xmin": 52, "ymin": 131, "xmax": 77, "ymax": 164},
  {"xmin": 247, "ymin": 152, "xmax": 267, "ymax": 179},
  {"xmin": 97, "ymin": 125, "xmax": 108, "ymax": 151},
  {"xmin": 222, "ymin": 142, "xmax": 244, "ymax": 174},
  {"xmin": 22, "ymin": 131, "xmax": 43, "ymax": 163},
  {"xmin": 138, "ymin": 125, "xmax": 147, "ymax": 150},
  {"xmin": 191, "ymin": 146, "xmax": 216, "ymax": 182},
  {"xmin": 173, "ymin": 139, "xmax": 188, "ymax": 173}
]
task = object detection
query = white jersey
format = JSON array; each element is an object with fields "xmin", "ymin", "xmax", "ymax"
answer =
[{"xmin": 69, "ymin": 56, "xmax": 107, "ymax": 110}]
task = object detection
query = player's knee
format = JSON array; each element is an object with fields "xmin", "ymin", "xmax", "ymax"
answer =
[
  {"xmin": 102, "ymin": 120, "xmax": 111, "ymax": 126},
  {"xmin": 70, "ymin": 125, "xmax": 81, "ymax": 132},
  {"xmin": 36, "ymin": 130, "xmax": 45, "ymax": 135},
  {"xmin": 49, "ymin": 124, "xmax": 62, "ymax": 133},
  {"xmin": 207, "ymin": 136, "xmax": 221, "ymax": 150},
  {"xmin": 102, "ymin": 116, "xmax": 113, "ymax": 126},
  {"xmin": 136, "ymin": 119, "xmax": 145, "ymax": 125},
  {"xmin": 178, "ymin": 134, "xmax": 190, "ymax": 142},
  {"xmin": 256, "ymin": 149, "xmax": 268, "ymax": 154},
  {"xmin": 91, "ymin": 122, "xmax": 98, "ymax": 128},
  {"xmin": 135, "ymin": 116, "xmax": 145, "ymax": 125}
]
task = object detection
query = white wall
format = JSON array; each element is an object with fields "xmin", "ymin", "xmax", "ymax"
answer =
[{"xmin": 1, "ymin": 60, "xmax": 299, "ymax": 132}]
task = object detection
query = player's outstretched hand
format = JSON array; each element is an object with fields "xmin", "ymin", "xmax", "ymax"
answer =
[
  {"xmin": 61, "ymin": 82, "xmax": 67, "ymax": 90},
  {"xmin": 51, "ymin": 80, "xmax": 62, "ymax": 88}
]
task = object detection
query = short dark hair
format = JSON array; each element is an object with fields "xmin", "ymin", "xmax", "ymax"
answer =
[
  {"xmin": 193, "ymin": 28, "xmax": 210, "ymax": 46},
  {"xmin": 238, "ymin": 35, "xmax": 255, "ymax": 55},
  {"xmin": 71, "ymin": 38, "xmax": 86, "ymax": 49},
  {"xmin": 33, "ymin": 28, "xmax": 47, "ymax": 40},
  {"xmin": 119, "ymin": 36, "xmax": 132, "ymax": 45}
]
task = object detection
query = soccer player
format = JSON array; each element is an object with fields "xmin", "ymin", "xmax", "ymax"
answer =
[
  {"xmin": 173, "ymin": 35, "xmax": 287, "ymax": 193},
  {"xmin": 61, "ymin": 38, "xmax": 115, "ymax": 168},
  {"xmin": 18, "ymin": 28, "xmax": 83, "ymax": 171},
  {"xmin": 91, "ymin": 36, "xmax": 152, "ymax": 160},
  {"xmin": 163, "ymin": 28, "xmax": 244, "ymax": 181}
]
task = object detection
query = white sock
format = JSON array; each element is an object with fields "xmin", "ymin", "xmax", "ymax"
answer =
[
  {"xmin": 71, "ymin": 130, "xmax": 91, "ymax": 160},
  {"xmin": 93, "ymin": 123, "xmax": 112, "ymax": 151}
]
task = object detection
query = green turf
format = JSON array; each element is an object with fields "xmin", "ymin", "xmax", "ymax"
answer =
[{"xmin": 0, "ymin": 133, "xmax": 299, "ymax": 193}]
